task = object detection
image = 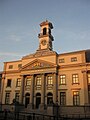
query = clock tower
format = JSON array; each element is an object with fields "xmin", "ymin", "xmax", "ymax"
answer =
[{"xmin": 38, "ymin": 20, "xmax": 54, "ymax": 51}]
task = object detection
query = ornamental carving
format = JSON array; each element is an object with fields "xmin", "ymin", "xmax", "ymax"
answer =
[
  {"xmin": 31, "ymin": 62, "xmax": 50, "ymax": 68},
  {"xmin": 20, "ymin": 59, "xmax": 55, "ymax": 71}
]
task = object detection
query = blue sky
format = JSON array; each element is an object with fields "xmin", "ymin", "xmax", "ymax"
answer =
[{"xmin": 0, "ymin": 0, "xmax": 90, "ymax": 70}]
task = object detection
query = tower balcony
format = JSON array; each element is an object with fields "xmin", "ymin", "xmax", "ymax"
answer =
[{"xmin": 38, "ymin": 33, "xmax": 54, "ymax": 41}]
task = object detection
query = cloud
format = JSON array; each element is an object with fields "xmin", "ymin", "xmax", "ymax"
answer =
[
  {"xmin": 55, "ymin": 28, "xmax": 90, "ymax": 42},
  {"xmin": 0, "ymin": 52, "xmax": 24, "ymax": 57},
  {"xmin": 0, "ymin": 52, "xmax": 25, "ymax": 71},
  {"xmin": 8, "ymin": 31, "xmax": 34, "ymax": 42},
  {"xmin": 9, "ymin": 34, "xmax": 21, "ymax": 42}
]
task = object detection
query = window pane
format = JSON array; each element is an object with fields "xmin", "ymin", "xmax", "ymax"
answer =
[
  {"xmin": 36, "ymin": 77, "xmax": 41, "ymax": 86},
  {"xmin": 5, "ymin": 93, "xmax": 10, "ymax": 104},
  {"xmin": 8, "ymin": 65, "xmax": 13, "ymax": 69},
  {"xmin": 60, "ymin": 75, "xmax": 66, "ymax": 85},
  {"xmin": 47, "ymin": 76, "xmax": 53, "ymax": 85},
  {"xmin": 60, "ymin": 92, "xmax": 66, "ymax": 105},
  {"xmin": 71, "ymin": 57, "xmax": 77, "ymax": 62},
  {"xmin": 26, "ymin": 78, "xmax": 31, "ymax": 86},
  {"xmin": 16, "ymin": 78, "xmax": 21, "ymax": 87},
  {"xmin": 72, "ymin": 74, "xmax": 79, "ymax": 84},
  {"xmin": 59, "ymin": 59, "xmax": 65, "ymax": 63},
  {"xmin": 73, "ymin": 91, "xmax": 80, "ymax": 105}
]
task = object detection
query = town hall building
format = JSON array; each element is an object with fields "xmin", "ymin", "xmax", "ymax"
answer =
[{"xmin": 1, "ymin": 20, "xmax": 90, "ymax": 115}]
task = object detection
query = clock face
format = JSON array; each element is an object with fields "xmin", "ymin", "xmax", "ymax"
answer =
[{"xmin": 41, "ymin": 40, "xmax": 47, "ymax": 46}]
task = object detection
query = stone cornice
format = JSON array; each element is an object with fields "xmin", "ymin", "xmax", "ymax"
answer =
[
  {"xmin": 2, "ymin": 70, "xmax": 20, "ymax": 74},
  {"xmin": 59, "ymin": 63, "xmax": 90, "ymax": 69},
  {"xmin": 22, "ymin": 50, "xmax": 57, "ymax": 60}
]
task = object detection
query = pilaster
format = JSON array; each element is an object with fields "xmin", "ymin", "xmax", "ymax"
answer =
[
  {"xmin": 82, "ymin": 70, "xmax": 88, "ymax": 104},
  {"xmin": 29, "ymin": 75, "xmax": 34, "ymax": 109},
  {"xmin": 53, "ymin": 73, "xmax": 57, "ymax": 104},
  {"xmin": 39, "ymin": 74, "xmax": 45, "ymax": 109},
  {"xmin": 19, "ymin": 75, "xmax": 25, "ymax": 104}
]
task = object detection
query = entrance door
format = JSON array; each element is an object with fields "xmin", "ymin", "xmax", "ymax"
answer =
[
  {"xmin": 25, "ymin": 93, "xmax": 30, "ymax": 108},
  {"xmin": 36, "ymin": 93, "xmax": 41, "ymax": 109}
]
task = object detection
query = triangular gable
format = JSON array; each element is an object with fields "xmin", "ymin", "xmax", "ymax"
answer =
[{"xmin": 20, "ymin": 59, "xmax": 56, "ymax": 71}]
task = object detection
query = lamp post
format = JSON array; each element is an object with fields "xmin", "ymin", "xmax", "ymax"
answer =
[{"xmin": 56, "ymin": 96, "xmax": 59, "ymax": 120}]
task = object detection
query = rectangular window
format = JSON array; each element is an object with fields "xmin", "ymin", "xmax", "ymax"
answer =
[
  {"xmin": 47, "ymin": 76, "xmax": 53, "ymax": 85},
  {"xmin": 60, "ymin": 92, "xmax": 66, "ymax": 105},
  {"xmin": 72, "ymin": 74, "xmax": 79, "ymax": 84},
  {"xmin": 16, "ymin": 78, "xmax": 21, "ymax": 87},
  {"xmin": 8, "ymin": 65, "xmax": 13, "ymax": 69},
  {"xmin": 5, "ymin": 92, "xmax": 10, "ymax": 104},
  {"xmin": 15, "ymin": 93, "xmax": 19, "ymax": 102},
  {"xmin": 73, "ymin": 91, "xmax": 80, "ymax": 106},
  {"xmin": 60, "ymin": 75, "xmax": 66, "ymax": 85},
  {"xmin": 36, "ymin": 76, "xmax": 41, "ymax": 90},
  {"xmin": 36, "ymin": 76, "xmax": 41, "ymax": 86},
  {"xmin": 18, "ymin": 64, "xmax": 22, "ymax": 68},
  {"xmin": 0, "ymin": 75, "xmax": 1, "ymax": 90},
  {"xmin": 88, "ymin": 85, "xmax": 90, "ymax": 104},
  {"xmin": 59, "ymin": 58, "xmax": 65, "ymax": 63},
  {"xmin": 7, "ymin": 79, "xmax": 11, "ymax": 87},
  {"xmin": 26, "ymin": 77, "xmax": 31, "ymax": 86},
  {"xmin": 88, "ymin": 74, "xmax": 90, "ymax": 84},
  {"xmin": 71, "ymin": 57, "xmax": 77, "ymax": 62}
]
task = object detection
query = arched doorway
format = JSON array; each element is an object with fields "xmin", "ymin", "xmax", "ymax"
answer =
[
  {"xmin": 25, "ymin": 93, "xmax": 30, "ymax": 108},
  {"xmin": 47, "ymin": 92, "xmax": 53, "ymax": 105},
  {"xmin": 36, "ymin": 93, "xmax": 41, "ymax": 109}
]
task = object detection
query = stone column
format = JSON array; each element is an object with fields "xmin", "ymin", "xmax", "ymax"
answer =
[
  {"xmin": 0, "ymin": 76, "xmax": 5, "ymax": 104},
  {"xmin": 82, "ymin": 70, "xmax": 88, "ymax": 104},
  {"xmin": 40, "ymin": 74, "xmax": 45, "ymax": 109},
  {"xmin": 19, "ymin": 75, "xmax": 25, "ymax": 104},
  {"xmin": 53, "ymin": 73, "xmax": 57, "ymax": 104},
  {"xmin": 29, "ymin": 75, "xmax": 34, "ymax": 109}
]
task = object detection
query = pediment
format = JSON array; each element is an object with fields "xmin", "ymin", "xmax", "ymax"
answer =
[{"xmin": 20, "ymin": 59, "xmax": 56, "ymax": 71}]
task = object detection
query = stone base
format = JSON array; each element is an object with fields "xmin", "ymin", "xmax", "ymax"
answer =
[
  {"xmin": 27, "ymin": 103, "xmax": 34, "ymax": 110},
  {"xmin": 39, "ymin": 104, "xmax": 45, "ymax": 110},
  {"xmin": 47, "ymin": 104, "xmax": 59, "ymax": 116},
  {"xmin": 47, "ymin": 105, "xmax": 54, "ymax": 115}
]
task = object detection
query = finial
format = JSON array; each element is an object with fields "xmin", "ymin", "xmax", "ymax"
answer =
[{"xmin": 46, "ymin": 19, "xmax": 48, "ymax": 22}]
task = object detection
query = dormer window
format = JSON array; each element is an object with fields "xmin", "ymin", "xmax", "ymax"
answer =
[
  {"xmin": 71, "ymin": 57, "xmax": 77, "ymax": 62},
  {"xmin": 8, "ymin": 65, "xmax": 13, "ymax": 69},
  {"xmin": 18, "ymin": 64, "xmax": 22, "ymax": 68},
  {"xmin": 59, "ymin": 58, "xmax": 65, "ymax": 63},
  {"xmin": 43, "ymin": 28, "xmax": 47, "ymax": 35}
]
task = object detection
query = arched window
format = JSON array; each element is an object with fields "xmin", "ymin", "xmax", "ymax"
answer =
[
  {"xmin": 25, "ymin": 93, "xmax": 30, "ymax": 108},
  {"xmin": 25, "ymin": 93, "xmax": 30, "ymax": 97},
  {"xmin": 49, "ymin": 28, "xmax": 51, "ymax": 35},
  {"xmin": 47, "ymin": 92, "xmax": 53, "ymax": 104},
  {"xmin": 43, "ymin": 28, "xmax": 47, "ymax": 35},
  {"xmin": 36, "ymin": 93, "xmax": 41, "ymax": 108},
  {"xmin": 36, "ymin": 93, "xmax": 41, "ymax": 96}
]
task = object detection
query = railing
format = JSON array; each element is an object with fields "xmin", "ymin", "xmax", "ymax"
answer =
[
  {"xmin": 0, "ymin": 111, "xmax": 57, "ymax": 120},
  {"xmin": 60, "ymin": 114, "xmax": 90, "ymax": 120},
  {"xmin": 1, "ymin": 111, "xmax": 90, "ymax": 120}
]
